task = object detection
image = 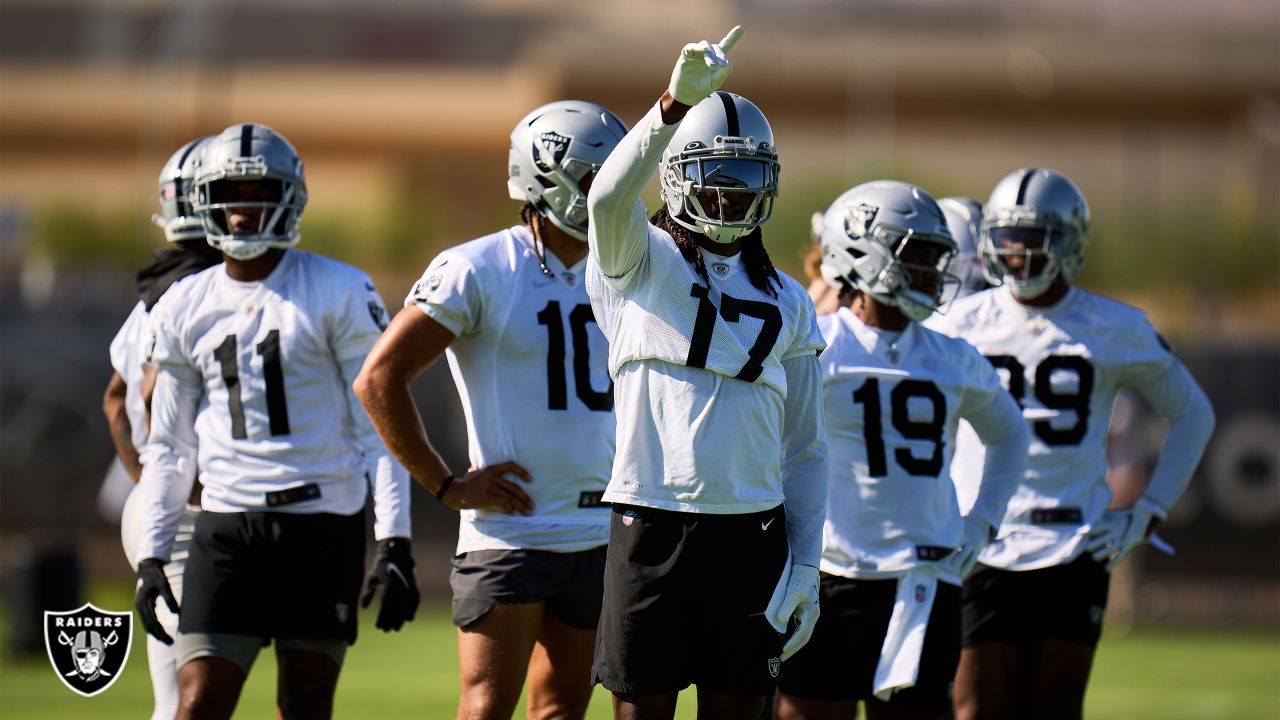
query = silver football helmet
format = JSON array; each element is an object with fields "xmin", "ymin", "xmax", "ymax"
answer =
[
  {"xmin": 508, "ymin": 100, "xmax": 627, "ymax": 242},
  {"xmin": 980, "ymin": 167, "xmax": 1090, "ymax": 299},
  {"xmin": 820, "ymin": 180, "xmax": 958, "ymax": 322},
  {"xmin": 939, "ymin": 196, "xmax": 986, "ymax": 300},
  {"xmin": 193, "ymin": 123, "xmax": 307, "ymax": 260},
  {"xmin": 152, "ymin": 136, "xmax": 212, "ymax": 242},
  {"xmin": 660, "ymin": 92, "xmax": 779, "ymax": 244}
]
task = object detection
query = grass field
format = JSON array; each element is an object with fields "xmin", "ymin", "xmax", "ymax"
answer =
[{"xmin": 1, "ymin": 584, "xmax": 1276, "ymax": 719}]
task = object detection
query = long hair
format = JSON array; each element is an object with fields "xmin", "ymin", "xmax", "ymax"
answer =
[{"xmin": 650, "ymin": 208, "xmax": 782, "ymax": 298}]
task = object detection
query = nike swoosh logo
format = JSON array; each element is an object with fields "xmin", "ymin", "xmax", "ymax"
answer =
[{"xmin": 762, "ymin": 518, "xmax": 775, "ymax": 532}]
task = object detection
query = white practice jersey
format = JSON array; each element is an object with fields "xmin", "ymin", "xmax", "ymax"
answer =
[
  {"xmin": 109, "ymin": 301, "xmax": 152, "ymax": 449},
  {"xmin": 927, "ymin": 286, "xmax": 1175, "ymax": 570},
  {"xmin": 408, "ymin": 226, "xmax": 615, "ymax": 553},
  {"xmin": 586, "ymin": 103, "xmax": 827, "ymax": 542},
  {"xmin": 136, "ymin": 250, "xmax": 411, "ymax": 561},
  {"xmin": 819, "ymin": 308, "xmax": 1013, "ymax": 579}
]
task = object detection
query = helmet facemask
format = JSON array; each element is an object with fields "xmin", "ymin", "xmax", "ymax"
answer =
[
  {"xmin": 980, "ymin": 219, "xmax": 1081, "ymax": 300},
  {"xmin": 662, "ymin": 137, "xmax": 779, "ymax": 244},
  {"xmin": 198, "ymin": 176, "xmax": 302, "ymax": 260}
]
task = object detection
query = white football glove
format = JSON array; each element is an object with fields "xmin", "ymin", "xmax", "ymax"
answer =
[
  {"xmin": 770, "ymin": 563, "xmax": 820, "ymax": 661},
  {"xmin": 1085, "ymin": 496, "xmax": 1165, "ymax": 572},
  {"xmin": 942, "ymin": 517, "xmax": 994, "ymax": 582},
  {"xmin": 668, "ymin": 26, "xmax": 744, "ymax": 106}
]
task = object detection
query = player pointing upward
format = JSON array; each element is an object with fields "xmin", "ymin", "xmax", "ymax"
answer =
[{"xmin": 586, "ymin": 27, "xmax": 829, "ymax": 720}]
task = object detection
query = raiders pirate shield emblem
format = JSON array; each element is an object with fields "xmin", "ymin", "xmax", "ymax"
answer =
[
  {"xmin": 533, "ymin": 131, "xmax": 572, "ymax": 172},
  {"xmin": 44, "ymin": 603, "xmax": 132, "ymax": 697}
]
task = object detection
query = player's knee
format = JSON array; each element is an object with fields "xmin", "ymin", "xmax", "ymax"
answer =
[{"xmin": 458, "ymin": 681, "xmax": 521, "ymax": 720}]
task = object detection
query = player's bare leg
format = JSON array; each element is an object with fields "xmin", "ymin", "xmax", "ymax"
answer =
[
  {"xmin": 612, "ymin": 691, "xmax": 678, "ymax": 720},
  {"xmin": 276, "ymin": 649, "xmax": 340, "ymax": 719},
  {"xmin": 457, "ymin": 602, "xmax": 543, "ymax": 720},
  {"xmin": 1025, "ymin": 639, "xmax": 1094, "ymax": 720},
  {"xmin": 775, "ymin": 694, "xmax": 856, "ymax": 720},
  {"xmin": 953, "ymin": 643, "xmax": 1023, "ymax": 720},
  {"xmin": 177, "ymin": 657, "xmax": 246, "ymax": 720},
  {"xmin": 525, "ymin": 610, "xmax": 595, "ymax": 720}
]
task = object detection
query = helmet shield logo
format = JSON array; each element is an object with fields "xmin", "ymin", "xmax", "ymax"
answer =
[
  {"xmin": 44, "ymin": 603, "xmax": 132, "ymax": 697},
  {"xmin": 533, "ymin": 131, "xmax": 571, "ymax": 173}
]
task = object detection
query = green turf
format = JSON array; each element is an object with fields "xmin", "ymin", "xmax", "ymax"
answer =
[{"xmin": 1, "ymin": 583, "xmax": 1276, "ymax": 719}]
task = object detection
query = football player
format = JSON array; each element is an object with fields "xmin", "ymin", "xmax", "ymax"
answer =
[
  {"xmin": 103, "ymin": 136, "xmax": 222, "ymax": 720},
  {"xmin": 354, "ymin": 100, "xmax": 625, "ymax": 720},
  {"xmin": 585, "ymin": 28, "xmax": 828, "ymax": 719},
  {"xmin": 804, "ymin": 208, "xmax": 840, "ymax": 316},
  {"xmin": 926, "ymin": 168, "xmax": 1216, "ymax": 720},
  {"xmin": 774, "ymin": 181, "xmax": 1029, "ymax": 720},
  {"xmin": 132, "ymin": 123, "xmax": 417, "ymax": 720},
  {"xmin": 937, "ymin": 196, "xmax": 988, "ymax": 305}
]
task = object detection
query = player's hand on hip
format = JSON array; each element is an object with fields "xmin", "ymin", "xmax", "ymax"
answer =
[
  {"xmin": 1086, "ymin": 497, "xmax": 1163, "ymax": 571},
  {"xmin": 668, "ymin": 25, "xmax": 744, "ymax": 107},
  {"xmin": 134, "ymin": 558, "xmax": 179, "ymax": 645},
  {"xmin": 441, "ymin": 461, "xmax": 534, "ymax": 515},
  {"xmin": 772, "ymin": 563, "xmax": 820, "ymax": 661},
  {"xmin": 360, "ymin": 538, "xmax": 420, "ymax": 632}
]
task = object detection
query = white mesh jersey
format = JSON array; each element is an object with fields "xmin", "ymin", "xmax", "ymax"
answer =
[
  {"xmin": 818, "ymin": 308, "xmax": 1008, "ymax": 579},
  {"xmin": 927, "ymin": 286, "xmax": 1174, "ymax": 570},
  {"xmin": 136, "ymin": 250, "xmax": 411, "ymax": 560},
  {"xmin": 109, "ymin": 301, "xmax": 152, "ymax": 449},
  {"xmin": 587, "ymin": 234, "xmax": 825, "ymax": 513},
  {"xmin": 407, "ymin": 225, "xmax": 615, "ymax": 553}
]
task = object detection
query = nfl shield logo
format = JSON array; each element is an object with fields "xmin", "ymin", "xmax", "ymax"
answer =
[
  {"xmin": 44, "ymin": 603, "xmax": 132, "ymax": 697},
  {"xmin": 914, "ymin": 584, "xmax": 927, "ymax": 603},
  {"xmin": 622, "ymin": 510, "xmax": 637, "ymax": 527},
  {"xmin": 711, "ymin": 263, "xmax": 730, "ymax": 277}
]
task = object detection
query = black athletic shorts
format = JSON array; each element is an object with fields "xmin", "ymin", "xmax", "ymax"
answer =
[
  {"xmin": 778, "ymin": 573, "xmax": 961, "ymax": 713},
  {"xmin": 450, "ymin": 546, "xmax": 607, "ymax": 630},
  {"xmin": 962, "ymin": 554, "xmax": 1111, "ymax": 649},
  {"xmin": 178, "ymin": 510, "xmax": 365, "ymax": 645},
  {"xmin": 592, "ymin": 503, "xmax": 789, "ymax": 697}
]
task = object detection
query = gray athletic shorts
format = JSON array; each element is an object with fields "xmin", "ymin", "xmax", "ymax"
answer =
[
  {"xmin": 175, "ymin": 632, "xmax": 348, "ymax": 676},
  {"xmin": 449, "ymin": 546, "xmax": 607, "ymax": 630}
]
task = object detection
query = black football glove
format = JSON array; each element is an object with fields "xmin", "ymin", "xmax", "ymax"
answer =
[
  {"xmin": 135, "ymin": 558, "xmax": 179, "ymax": 645},
  {"xmin": 360, "ymin": 538, "xmax": 419, "ymax": 632}
]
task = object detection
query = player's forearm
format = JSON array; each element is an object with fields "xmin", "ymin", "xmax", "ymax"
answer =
[
  {"xmin": 1140, "ymin": 362, "xmax": 1216, "ymax": 513},
  {"xmin": 136, "ymin": 370, "xmax": 200, "ymax": 560},
  {"xmin": 780, "ymin": 355, "xmax": 829, "ymax": 567},
  {"xmin": 353, "ymin": 364, "xmax": 452, "ymax": 496},
  {"xmin": 966, "ymin": 391, "xmax": 1030, "ymax": 529},
  {"xmin": 103, "ymin": 374, "xmax": 143, "ymax": 482},
  {"xmin": 587, "ymin": 102, "xmax": 678, "ymax": 277},
  {"xmin": 340, "ymin": 354, "xmax": 413, "ymax": 538}
]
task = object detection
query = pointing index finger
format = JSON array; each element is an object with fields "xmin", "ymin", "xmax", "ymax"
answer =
[{"xmin": 718, "ymin": 25, "xmax": 744, "ymax": 53}]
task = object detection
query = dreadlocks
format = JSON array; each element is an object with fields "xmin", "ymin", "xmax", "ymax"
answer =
[{"xmin": 650, "ymin": 207, "xmax": 782, "ymax": 299}]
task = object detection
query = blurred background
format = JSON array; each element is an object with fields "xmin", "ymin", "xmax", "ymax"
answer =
[{"xmin": 1, "ymin": 0, "xmax": 1277, "ymax": 715}]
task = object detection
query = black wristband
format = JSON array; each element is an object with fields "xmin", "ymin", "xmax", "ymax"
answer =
[{"xmin": 435, "ymin": 474, "xmax": 455, "ymax": 501}]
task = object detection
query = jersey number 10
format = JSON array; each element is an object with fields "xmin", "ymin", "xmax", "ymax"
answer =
[{"xmin": 536, "ymin": 301, "xmax": 613, "ymax": 412}]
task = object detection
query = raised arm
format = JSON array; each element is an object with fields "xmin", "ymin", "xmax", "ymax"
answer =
[{"xmin": 587, "ymin": 27, "xmax": 741, "ymax": 281}]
